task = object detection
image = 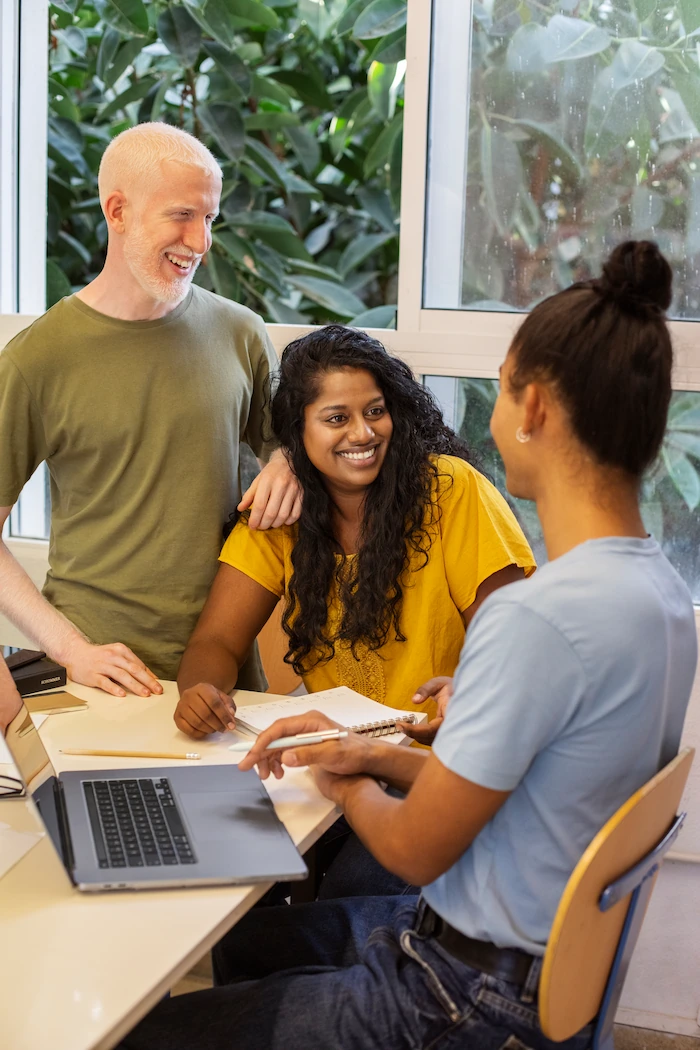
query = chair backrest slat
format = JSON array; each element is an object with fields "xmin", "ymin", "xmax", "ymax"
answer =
[{"xmin": 538, "ymin": 747, "xmax": 694, "ymax": 1042}]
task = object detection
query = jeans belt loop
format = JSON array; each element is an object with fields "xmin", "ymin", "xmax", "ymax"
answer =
[
  {"xmin": 415, "ymin": 898, "xmax": 439, "ymax": 938},
  {"xmin": 520, "ymin": 955, "xmax": 542, "ymax": 1004}
]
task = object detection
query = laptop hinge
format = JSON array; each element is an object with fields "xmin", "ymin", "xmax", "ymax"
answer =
[{"xmin": 53, "ymin": 778, "xmax": 76, "ymax": 873}]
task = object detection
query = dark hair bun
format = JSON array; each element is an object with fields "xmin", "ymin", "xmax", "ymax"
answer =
[{"xmin": 600, "ymin": 240, "xmax": 672, "ymax": 313}]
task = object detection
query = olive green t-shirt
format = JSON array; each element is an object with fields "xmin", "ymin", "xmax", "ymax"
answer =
[{"xmin": 0, "ymin": 286, "xmax": 276, "ymax": 683}]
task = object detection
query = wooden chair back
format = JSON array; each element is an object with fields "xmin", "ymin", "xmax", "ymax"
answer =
[
  {"xmin": 539, "ymin": 747, "xmax": 695, "ymax": 1041},
  {"xmin": 257, "ymin": 600, "xmax": 303, "ymax": 695}
]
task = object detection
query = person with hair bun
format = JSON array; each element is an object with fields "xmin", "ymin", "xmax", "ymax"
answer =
[
  {"xmin": 121, "ymin": 242, "xmax": 697, "ymax": 1050},
  {"xmin": 174, "ymin": 324, "xmax": 535, "ymax": 741},
  {"xmin": 503, "ymin": 238, "xmax": 673, "ymax": 481}
]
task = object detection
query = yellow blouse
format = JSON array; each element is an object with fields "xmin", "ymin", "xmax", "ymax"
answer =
[{"xmin": 220, "ymin": 456, "xmax": 536, "ymax": 719}]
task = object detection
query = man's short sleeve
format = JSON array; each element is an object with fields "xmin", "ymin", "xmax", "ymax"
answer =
[
  {"xmin": 434, "ymin": 598, "xmax": 586, "ymax": 791},
  {"xmin": 244, "ymin": 322, "xmax": 278, "ymax": 463},
  {"xmin": 0, "ymin": 349, "xmax": 49, "ymax": 506},
  {"xmin": 437, "ymin": 458, "xmax": 536, "ymax": 613},
  {"xmin": 219, "ymin": 519, "xmax": 287, "ymax": 599}
]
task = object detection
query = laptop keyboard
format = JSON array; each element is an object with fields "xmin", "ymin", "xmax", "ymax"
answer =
[{"xmin": 83, "ymin": 777, "xmax": 196, "ymax": 869}]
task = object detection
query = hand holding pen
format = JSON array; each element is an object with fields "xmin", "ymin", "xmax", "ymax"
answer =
[
  {"xmin": 236, "ymin": 711, "xmax": 373, "ymax": 781},
  {"xmin": 229, "ymin": 728, "xmax": 349, "ymax": 754}
]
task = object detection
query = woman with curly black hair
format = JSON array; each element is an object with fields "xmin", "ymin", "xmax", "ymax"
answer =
[{"xmin": 174, "ymin": 325, "xmax": 535, "ymax": 740}]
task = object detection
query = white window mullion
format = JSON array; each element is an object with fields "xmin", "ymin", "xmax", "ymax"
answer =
[
  {"xmin": 422, "ymin": 0, "xmax": 471, "ymax": 310},
  {"xmin": 17, "ymin": 0, "xmax": 48, "ymax": 314},
  {"xmin": 0, "ymin": 0, "xmax": 49, "ymax": 539},
  {"xmin": 0, "ymin": 0, "xmax": 19, "ymax": 313},
  {"xmin": 0, "ymin": 0, "xmax": 47, "ymax": 315}
]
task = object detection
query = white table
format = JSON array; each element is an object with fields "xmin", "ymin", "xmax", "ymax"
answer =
[{"xmin": 0, "ymin": 681, "xmax": 340, "ymax": 1050}]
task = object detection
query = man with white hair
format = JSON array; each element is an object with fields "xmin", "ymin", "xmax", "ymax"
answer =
[{"xmin": 0, "ymin": 123, "xmax": 299, "ymax": 698}]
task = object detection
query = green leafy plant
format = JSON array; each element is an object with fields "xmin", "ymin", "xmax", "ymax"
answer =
[
  {"xmin": 463, "ymin": 0, "xmax": 700, "ymax": 316},
  {"xmin": 47, "ymin": 0, "xmax": 406, "ymax": 325},
  {"xmin": 653, "ymin": 391, "xmax": 700, "ymax": 513}
]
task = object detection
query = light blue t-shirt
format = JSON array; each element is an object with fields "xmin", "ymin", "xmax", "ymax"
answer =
[{"xmin": 424, "ymin": 536, "xmax": 697, "ymax": 954}]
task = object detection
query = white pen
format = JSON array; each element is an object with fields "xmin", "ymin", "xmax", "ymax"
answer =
[{"xmin": 229, "ymin": 729, "xmax": 348, "ymax": 753}]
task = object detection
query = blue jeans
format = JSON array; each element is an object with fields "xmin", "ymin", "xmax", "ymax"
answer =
[{"xmin": 120, "ymin": 896, "xmax": 593, "ymax": 1050}]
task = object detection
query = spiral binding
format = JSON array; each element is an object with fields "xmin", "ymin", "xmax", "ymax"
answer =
[{"xmin": 352, "ymin": 714, "xmax": 417, "ymax": 738}]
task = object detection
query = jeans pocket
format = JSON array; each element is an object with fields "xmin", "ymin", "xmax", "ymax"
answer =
[{"xmin": 479, "ymin": 979, "xmax": 541, "ymax": 1029}]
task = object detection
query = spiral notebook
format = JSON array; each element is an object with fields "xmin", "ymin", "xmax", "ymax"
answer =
[{"xmin": 233, "ymin": 686, "xmax": 426, "ymax": 741}]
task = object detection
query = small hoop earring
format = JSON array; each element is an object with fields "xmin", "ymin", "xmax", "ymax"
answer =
[{"xmin": 516, "ymin": 427, "xmax": 531, "ymax": 444}]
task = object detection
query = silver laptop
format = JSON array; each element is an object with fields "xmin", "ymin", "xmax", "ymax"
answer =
[{"xmin": 2, "ymin": 699, "xmax": 307, "ymax": 891}]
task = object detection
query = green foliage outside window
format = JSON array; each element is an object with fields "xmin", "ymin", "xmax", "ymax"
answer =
[
  {"xmin": 46, "ymin": 0, "xmax": 406, "ymax": 327},
  {"xmin": 458, "ymin": 378, "xmax": 700, "ymax": 599}
]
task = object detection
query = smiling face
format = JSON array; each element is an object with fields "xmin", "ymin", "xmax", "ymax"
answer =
[
  {"xmin": 120, "ymin": 158, "xmax": 221, "ymax": 304},
  {"xmin": 302, "ymin": 368, "xmax": 393, "ymax": 495}
]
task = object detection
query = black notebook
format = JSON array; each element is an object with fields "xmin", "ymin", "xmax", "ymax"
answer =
[{"xmin": 2, "ymin": 646, "xmax": 67, "ymax": 696}]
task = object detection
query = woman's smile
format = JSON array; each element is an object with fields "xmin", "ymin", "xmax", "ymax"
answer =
[{"xmin": 335, "ymin": 444, "xmax": 379, "ymax": 465}]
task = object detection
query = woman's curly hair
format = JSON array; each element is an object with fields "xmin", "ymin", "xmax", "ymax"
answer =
[{"xmin": 270, "ymin": 325, "xmax": 479, "ymax": 675}]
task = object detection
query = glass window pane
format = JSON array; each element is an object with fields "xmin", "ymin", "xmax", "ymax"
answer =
[
  {"xmin": 450, "ymin": 377, "xmax": 548, "ymax": 567},
  {"xmin": 9, "ymin": 465, "xmax": 50, "ymax": 541},
  {"xmin": 424, "ymin": 0, "xmax": 700, "ymax": 319},
  {"xmin": 426, "ymin": 377, "xmax": 700, "ymax": 602}
]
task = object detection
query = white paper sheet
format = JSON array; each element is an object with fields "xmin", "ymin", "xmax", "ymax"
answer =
[{"xmin": 235, "ymin": 686, "xmax": 425, "ymax": 740}]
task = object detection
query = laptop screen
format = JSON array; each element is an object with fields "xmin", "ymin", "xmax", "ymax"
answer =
[{"xmin": 3, "ymin": 699, "xmax": 56, "ymax": 795}]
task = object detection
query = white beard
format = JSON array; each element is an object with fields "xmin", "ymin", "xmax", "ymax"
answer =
[{"xmin": 123, "ymin": 231, "xmax": 200, "ymax": 304}]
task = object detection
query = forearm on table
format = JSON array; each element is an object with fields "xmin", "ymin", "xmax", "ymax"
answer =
[
  {"xmin": 361, "ymin": 739, "xmax": 429, "ymax": 793},
  {"xmin": 176, "ymin": 638, "xmax": 240, "ymax": 695},
  {"xmin": 0, "ymin": 541, "xmax": 87, "ymax": 663}
]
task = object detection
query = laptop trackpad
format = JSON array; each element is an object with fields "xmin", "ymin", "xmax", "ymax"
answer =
[{"xmin": 180, "ymin": 792, "xmax": 280, "ymax": 842}]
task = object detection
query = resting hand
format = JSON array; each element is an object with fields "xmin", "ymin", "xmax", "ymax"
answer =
[
  {"xmin": 237, "ymin": 711, "xmax": 372, "ymax": 782},
  {"xmin": 397, "ymin": 675, "xmax": 454, "ymax": 745},
  {"xmin": 65, "ymin": 640, "xmax": 163, "ymax": 699},
  {"xmin": 174, "ymin": 684, "xmax": 238, "ymax": 739},
  {"xmin": 238, "ymin": 448, "xmax": 301, "ymax": 530}
]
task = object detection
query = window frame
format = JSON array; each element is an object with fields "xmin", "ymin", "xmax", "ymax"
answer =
[
  {"xmin": 0, "ymin": 0, "xmax": 48, "ymax": 315},
  {"xmin": 396, "ymin": 0, "xmax": 700, "ymax": 392},
  {"xmin": 4, "ymin": 0, "xmax": 700, "ymax": 548}
]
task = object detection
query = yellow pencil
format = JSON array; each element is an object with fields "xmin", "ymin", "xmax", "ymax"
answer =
[{"xmin": 59, "ymin": 748, "xmax": 201, "ymax": 760}]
